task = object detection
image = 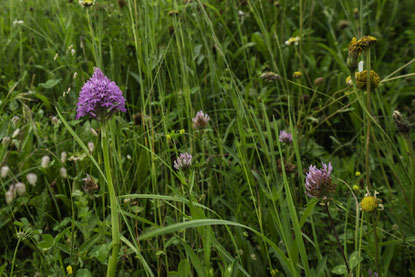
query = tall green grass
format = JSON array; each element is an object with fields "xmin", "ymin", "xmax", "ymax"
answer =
[{"xmin": 1, "ymin": 0, "xmax": 415, "ymax": 276}]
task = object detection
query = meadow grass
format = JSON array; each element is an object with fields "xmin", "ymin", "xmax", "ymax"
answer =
[{"xmin": 1, "ymin": 0, "xmax": 415, "ymax": 276}]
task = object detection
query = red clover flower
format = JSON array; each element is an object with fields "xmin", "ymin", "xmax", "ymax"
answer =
[
  {"xmin": 279, "ymin": 130, "xmax": 293, "ymax": 144},
  {"xmin": 174, "ymin": 153, "xmax": 192, "ymax": 171},
  {"xmin": 192, "ymin": 110, "xmax": 210, "ymax": 129},
  {"xmin": 305, "ymin": 162, "xmax": 336, "ymax": 199}
]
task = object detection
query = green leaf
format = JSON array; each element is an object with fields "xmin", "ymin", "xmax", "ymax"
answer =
[
  {"xmin": 349, "ymin": 251, "xmax": 363, "ymax": 269},
  {"xmin": 0, "ymin": 263, "xmax": 7, "ymax": 276},
  {"xmin": 331, "ymin": 265, "xmax": 347, "ymax": 275},
  {"xmin": 37, "ymin": 234, "xmax": 54, "ymax": 249},
  {"xmin": 299, "ymin": 198, "xmax": 318, "ymax": 228},
  {"xmin": 38, "ymin": 78, "xmax": 61, "ymax": 89},
  {"xmin": 76, "ymin": 269, "xmax": 92, "ymax": 277},
  {"xmin": 90, "ymin": 244, "xmax": 110, "ymax": 263},
  {"xmin": 178, "ymin": 259, "xmax": 191, "ymax": 277}
]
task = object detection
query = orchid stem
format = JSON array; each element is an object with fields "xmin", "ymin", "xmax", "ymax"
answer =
[{"xmin": 101, "ymin": 121, "xmax": 120, "ymax": 277}]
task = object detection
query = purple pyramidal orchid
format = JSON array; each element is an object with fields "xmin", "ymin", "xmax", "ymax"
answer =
[
  {"xmin": 76, "ymin": 67, "xmax": 126, "ymax": 119},
  {"xmin": 305, "ymin": 162, "xmax": 336, "ymax": 199}
]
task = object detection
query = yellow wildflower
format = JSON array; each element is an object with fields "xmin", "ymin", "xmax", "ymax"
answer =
[
  {"xmin": 353, "ymin": 185, "xmax": 360, "ymax": 194},
  {"xmin": 179, "ymin": 129, "xmax": 185, "ymax": 135},
  {"xmin": 355, "ymin": 171, "xmax": 361, "ymax": 176},
  {"xmin": 346, "ymin": 70, "xmax": 380, "ymax": 91},
  {"xmin": 78, "ymin": 0, "xmax": 95, "ymax": 7},
  {"xmin": 293, "ymin": 71, "xmax": 302, "ymax": 78},
  {"xmin": 285, "ymin": 36, "xmax": 301, "ymax": 46},
  {"xmin": 347, "ymin": 36, "xmax": 377, "ymax": 70},
  {"xmin": 66, "ymin": 265, "xmax": 73, "ymax": 275},
  {"xmin": 361, "ymin": 196, "xmax": 378, "ymax": 212}
]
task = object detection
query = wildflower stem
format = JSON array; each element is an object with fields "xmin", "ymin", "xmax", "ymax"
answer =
[
  {"xmin": 325, "ymin": 204, "xmax": 350, "ymax": 274},
  {"xmin": 405, "ymin": 134, "xmax": 415, "ymax": 219},
  {"xmin": 365, "ymin": 52, "xmax": 372, "ymax": 190},
  {"xmin": 372, "ymin": 212, "xmax": 381, "ymax": 276},
  {"xmin": 101, "ymin": 121, "xmax": 120, "ymax": 277}
]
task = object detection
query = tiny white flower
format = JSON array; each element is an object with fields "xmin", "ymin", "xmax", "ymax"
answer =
[
  {"xmin": 11, "ymin": 115, "xmax": 20, "ymax": 126},
  {"xmin": 90, "ymin": 128, "xmax": 98, "ymax": 136},
  {"xmin": 73, "ymin": 72, "xmax": 78, "ymax": 79},
  {"xmin": 5, "ymin": 190, "xmax": 14, "ymax": 204},
  {"xmin": 88, "ymin": 142, "xmax": 94, "ymax": 153},
  {"xmin": 12, "ymin": 128, "xmax": 20, "ymax": 139},
  {"xmin": 61, "ymin": 151, "xmax": 67, "ymax": 163},
  {"xmin": 41, "ymin": 156, "xmax": 50, "ymax": 168},
  {"xmin": 71, "ymin": 49, "xmax": 76, "ymax": 56},
  {"xmin": 1, "ymin": 166, "xmax": 10, "ymax": 178},
  {"xmin": 2, "ymin": 136, "xmax": 11, "ymax": 146},
  {"xmin": 26, "ymin": 173, "xmax": 38, "ymax": 186},
  {"xmin": 13, "ymin": 20, "xmax": 24, "ymax": 26},
  {"xmin": 60, "ymin": 167, "xmax": 68, "ymax": 178},
  {"xmin": 54, "ymin": 53, "xmax": 59, "ymax": 61},
  {"xmin": 15, "ymin": 182, "xmax": 26, "ymax": 195}
]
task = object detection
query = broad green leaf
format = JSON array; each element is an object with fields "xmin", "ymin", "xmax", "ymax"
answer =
[{"xmin": 331, "ymin": 265, "xmax": 347, "ymax": 275}]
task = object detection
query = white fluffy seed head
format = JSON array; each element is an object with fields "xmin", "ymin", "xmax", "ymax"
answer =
[
  {"xmin": 12, "ymin": 128, "xmax": 20, "ymax": 139},
  {"xmin": 1, "ymin": 166, "xmax": 10, "ymax": 178},
  {"xmin": 15, "ymin": 182, "xmax": 26, "ymax": 195},
  {"xmin": 5, "ymin": 190, "xmax": 14, "ymax": 204},
  {"xmin": 41, "ymin": 156, "xmax": 50, "ymax": 168},
  {"xmin": 88, "ymin": 142, "xmax": 94, "ymax": 153},
  {"xmin": 60, "ymin": 167, "xmax": 67, "ymax": 178},
  {"xmin": 26, "ymin": 173, "xmax": 38, "ymax": 186},
  {"xmin": 61, "ymin": 151, "xmax": 67, "ymax": 163}
]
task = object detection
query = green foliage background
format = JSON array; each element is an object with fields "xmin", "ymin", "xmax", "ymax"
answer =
[{"xmin": 1, "ymin": 0, "xmax": 415, "ymax": 276}]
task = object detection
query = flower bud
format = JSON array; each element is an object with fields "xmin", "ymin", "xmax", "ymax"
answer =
[
  {"xmin": 11, "ymin": 116, "xmax": 20, "ymax": 126},
  {"xmin": 12, "ymin": 128, "xmax": 20, "ymax": 139},
  {"xmin": 393, "ymin": 110, "xmax": 411, "ymax": 135},
  {"xmin": 2, "ymin": 136, "xmax": 11, "ymax": 146}
]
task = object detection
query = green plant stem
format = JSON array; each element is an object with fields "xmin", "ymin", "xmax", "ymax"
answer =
[
  {"xmin": 101, "ymin": 121, "xmax": 120, "ymax": 277},
  {"xmin": 365, "ymin": 53, "xmax": 372, "ymax": 190},
  {"xmin": 372, "ymin": 212, "xmax": 381, "ymax": 276},
  {"xmin": 405, "ymin": 134, "xmax": 415, "ymax": 219},
  {"xmin": 10, "ymin": 238, "xmax": 21, "ymax": 277},
  {"xmin": 325, "ymin": 204, "xmax": 350, "ymax": 275}
]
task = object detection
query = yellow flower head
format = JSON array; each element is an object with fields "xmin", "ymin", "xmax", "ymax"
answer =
[
  {"xmin": 179, "ymin": 129, "xmax": 185, "ymax": 135},
  {"xmin": 348, "ymin": 36, "xmax": 377, "ymax": 57},
  {"xmin": 346, "ymin": 70, "xmax": 380, "ymax": 91},
  {"xmin": 361, "ymin": 196, "xmax": 378, "ymax": 212},
  {"xmin": 79, "ymin": 0, "xmax": 95, "ymax": 7},
  {"xmin": 355, "ymin": 171, "xmax": 361, "ymax": 177},
  {"xmin": 166, "ymin": 134, "xmax": 171, "ymax": 140},
  {"xmin": 293, "ymin": 71, "xmax": 302, "ymax": 78},
  {"xmin": 66, "ymin": 265, "xmax": 73, "ymax": 275},
  {"xmin": 347, "ymin": 36, "xmax": 377, "ymax": 70},
  {"xmin": 285, "ymin": 36, "xmax": 301, "ymax": 46},
  {"xmin": 353, "ymin": 185, "xmax": 360, "ymax": 194}
]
